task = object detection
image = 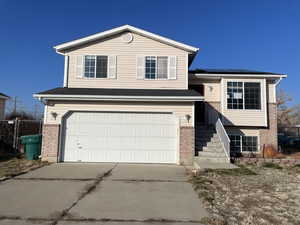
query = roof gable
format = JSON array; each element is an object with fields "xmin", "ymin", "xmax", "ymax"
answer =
[{"xmin": 54, "ymin": 25, "xmax": 199, "ymax": 53}]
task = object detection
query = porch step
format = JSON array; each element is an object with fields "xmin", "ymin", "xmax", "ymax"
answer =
[
  {"xmin": 194, "ymin": 156, "xmax": 229, "ymax": 163},
  {"xmin": 201, "ymin": 146, "xmax": 224, "ymax": 153},
  {"xmin": 193, "ymin": 157, "xmax": 237, "ymax": 169},
  {"xmin": 197, "ymin": 151, "xmax": 227, "ymax": 158},
  {"xmin": 195, "ymin": 125, "xmax": 230, "ymax": 164},
  {"xmin": 196, "ymin": 142, "xmax": 223, "ymax": 148},
  {"xmin": 195, "ymin": 136, "xmax": 219, "ymax": 142}
]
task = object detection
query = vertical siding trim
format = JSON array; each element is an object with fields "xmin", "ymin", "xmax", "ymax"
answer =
[
  {"xmin": 185, "ymin": 54, "xmax": 188, "ymax": 89},
  {"xmin": 63, "ymin": 55, "xmax": 69, "ymax": 87},
  {"xmin": 44, "ymin": 105, "xmax": 48, "ymax": 123},
  {"xmin": 263, "ymin": 78, "xmax": 267, "ymax": 127},
  {"xmin": 220, "ymin": 78, "xmax": 224, "ymax": 119}
]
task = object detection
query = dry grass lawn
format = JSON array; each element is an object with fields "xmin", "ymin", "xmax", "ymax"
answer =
[
  {"xmin": 192, "ymin": 163, "xmax": 300, "ymax": 225},
  {"xmin": 0, "ymin": 154, "xmax": 49, "ymax": 178}
]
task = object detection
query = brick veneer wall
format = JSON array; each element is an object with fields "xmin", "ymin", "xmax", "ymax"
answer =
[
  {"xmin": 259, "ymin": 103, "xmax": 278, "ymax": 150},
  {"xmin": 41, "ymin": 124, "xmax": 60, "ymax": 162},
  {"xmin": 180, "ymin": 127, "xmax": 195, "ymax": 165}
]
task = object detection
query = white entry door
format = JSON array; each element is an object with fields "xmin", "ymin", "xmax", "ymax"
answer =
[{"xmin": 62, "ymin": 112, "xmax": 178, "ymax": 163}]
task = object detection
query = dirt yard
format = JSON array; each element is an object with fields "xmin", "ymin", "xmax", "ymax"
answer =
[
  {"xmin": 0, "ymin": 154, "xmax": 49, "ymax": 179},
  {"xmin": 192, "ymin": 163, "xmax": 300, "ymax": 225}
]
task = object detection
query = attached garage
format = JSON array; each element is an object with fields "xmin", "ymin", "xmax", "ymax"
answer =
[{"xmin": 61, "ymin": 111, "xmax": 178, "ymax": 163}]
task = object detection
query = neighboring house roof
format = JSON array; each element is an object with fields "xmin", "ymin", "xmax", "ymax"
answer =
[
  {"xmin": 189, "ymin": 68, "xmax": 287, "ymax": 79},
  {"xmin": 0, "ymin": 92, "xmax": 9, "ymax": 100},
  {"xmin": 34, "ymin": 87, "xmax": 203, "ymax": 102},
  {"xmin": 54, "ymin": 25, "xmax": 199, "ymax": 53}
]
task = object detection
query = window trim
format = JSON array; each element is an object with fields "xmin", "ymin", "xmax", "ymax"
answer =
[
  {"xmin": 83, "ymin": 55, "xmax": 109, "ymax": 79},
  {"xmin": 226, "ymin": 81, "xmax": 262, "ymax": 111},
  {"xmin": 144, "ymin": 56, "xmax": 169, "ymax": 80},
  {"xmin": 229, "ymin": 134, "xmax": 260, "ymax": 153}
]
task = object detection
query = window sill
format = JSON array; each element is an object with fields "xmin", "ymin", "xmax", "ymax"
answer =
[
  {"xmin": 77, "ymin": 77, "xmax": 110, "ymax": 80},
  {"xmin": 144, "ymin": 78, "xmax": 174, "ymax": 81},
  {"xmin": 225, "ymin": 109, "xmax": 263, "ymax": 113}
]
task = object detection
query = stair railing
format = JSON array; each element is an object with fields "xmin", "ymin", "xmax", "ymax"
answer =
[{"xmin": 215, "ymin": 118, "xmax": 231, "ymax": 162}]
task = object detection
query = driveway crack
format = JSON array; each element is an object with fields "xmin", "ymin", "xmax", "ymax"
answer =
[{"xmin": 50, "ymin": 163, "xmax": 118, "ymax": 225}]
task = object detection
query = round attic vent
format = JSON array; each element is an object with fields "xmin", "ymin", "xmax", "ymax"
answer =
[{"xmin": 121, "ymin": 33, "xmax": 133, "ymax": 43}]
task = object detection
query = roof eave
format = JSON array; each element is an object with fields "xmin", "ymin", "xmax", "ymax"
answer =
[
  {"xmin": 33, "ymin": 94, "xmax": 204, "ymax": 102},
  {"xmin": 191, "ymin": 73, "xmax": 287, "ymax": 79},
  {"xmin": 54, "ymin": 25, "xmax": 199, "ymax": 53},
  {"xmin": 0, "ymin": 95, "xmax": 9, "ymax": 100}
]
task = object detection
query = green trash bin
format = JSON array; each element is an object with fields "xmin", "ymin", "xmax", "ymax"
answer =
[{"xmin": 20, "ymin": 135, "xmax": 42, "ymax": 160}]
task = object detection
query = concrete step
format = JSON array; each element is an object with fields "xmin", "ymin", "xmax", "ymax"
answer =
[
  {"xmin": 195, "ymin": 132, "xmax": 218, "ymax": 137},
  {"xmin": 197, "ymin": 151, "xmax": 227, "ymax": 158},
  {"xmin": 194, "ymin": 156, "xmax": 230, "ymax": 163},
  {"xmin": 193, "ymin": 158, "xmax": 237, "ymax": 169},
  {"xmin": 195, "ymin": 137, "xmax": 220, "ymax": 143},
  {"xmin": 196, "ymin": 142, "xmax": 223, "ymax": 148},
  {"xmin": 202, "ymin": 148, "xmax": 224, "ymax": 154}
]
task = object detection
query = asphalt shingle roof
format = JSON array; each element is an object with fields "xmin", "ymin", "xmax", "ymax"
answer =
[
  {"xmin": 189, "ymin": 68, "xmax": 282, "ymax": 75},
  {"xmin": 36, "ymin": 87, "xmax": 203, "ymax": 97}
]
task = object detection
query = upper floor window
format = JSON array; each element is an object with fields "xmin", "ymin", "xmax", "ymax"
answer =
[
  {"xmin": 84, "ymin": 55, "xmax": 108, "ymax": 78},
  {"xmin": 145, "ymin": 56, "xmax": 168, "ymax": 79},
  {"xmin": 227, "ymin": 81, "xmax": 261, "ymax": 110}
]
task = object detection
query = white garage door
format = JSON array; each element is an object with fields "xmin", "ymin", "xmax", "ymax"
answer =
[{"xmin": 62, "ymin": 112, "xmax": 178, "ymax": 163}]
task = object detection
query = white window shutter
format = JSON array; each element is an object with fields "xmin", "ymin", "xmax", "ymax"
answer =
[
  {"xmin": 76, "ymin": 55, "xmax": 84, "ymax": 78},
  {"xmin": 108, "ymin": 55, "xmax": 117, "ymax": 79},
  {"xmin": 168, "ymin": 56, "xmax": 177, "ymax": 80},
  {"xmin": 136, "ymin": 56, "xmax": 145, "ymax": 79}
]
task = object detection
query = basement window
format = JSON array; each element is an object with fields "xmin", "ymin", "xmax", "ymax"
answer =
[{"xmin": 229, "ymin": 135, "xmax": 258, "ymax": 152}]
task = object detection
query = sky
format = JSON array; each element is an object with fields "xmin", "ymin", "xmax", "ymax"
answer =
[{"xmin": 0, "ymin": 0, "xmax": 299, "ymax": 114}]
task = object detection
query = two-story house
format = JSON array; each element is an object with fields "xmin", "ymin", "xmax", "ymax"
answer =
[{"xmin": 34, "ymin": 25, "xmax": 286, "ymax": 165}]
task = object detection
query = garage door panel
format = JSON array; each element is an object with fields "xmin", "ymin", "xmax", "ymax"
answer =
[
  {"xmin": 63, "ymin": 112, "xmax": 178, "ymax": 163},
  {"xmin": 76, "ymin": 136, "xmax": 176, "ymax": 151}
]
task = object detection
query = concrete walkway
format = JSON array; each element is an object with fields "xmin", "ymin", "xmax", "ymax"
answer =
[{"xmin": 0, "ymin": 163, "xmax": 207, "ymax": 225}]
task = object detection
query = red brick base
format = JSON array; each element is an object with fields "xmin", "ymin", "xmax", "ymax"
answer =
[
  {"xmin": 180, "ymin": 127, "xmax": 195, "ymax": 165},
  {"xmin": 41, "ymin": 124, "xmax": 60, "ymax": 162}
]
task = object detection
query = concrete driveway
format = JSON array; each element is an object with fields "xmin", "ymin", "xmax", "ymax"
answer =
[{"xmin": 0, "ymin": 163, "xmax": 207, "ymax": 225}]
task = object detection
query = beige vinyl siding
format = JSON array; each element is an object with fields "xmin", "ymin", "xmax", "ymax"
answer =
[
  {"xmin": 65, "ymin": 32, "xmax": 188, "ymax": 89},
  {"xmin": 267, "ymin": 80, "xmax": 276, "ymax": 103},
  {"xmin": 189, "ymin": 79, "xmax": 220, "ymax": 102},
  {"xmin": 221, "ymin": 78, "xmax": 267, "ymax": 127},
  {"xmin": 45, "ymin": 101, "xmax": 194, "ymax": 127}
]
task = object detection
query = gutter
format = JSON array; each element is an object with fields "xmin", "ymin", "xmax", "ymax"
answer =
[
  {"xmin": 33, "ymin": 94, "xmax": 204, "ymax": 103},
  {"xmin": 192, "ymin": 73, "xmax": 287, "ymax": 79},
  {"xmin": 0, "ymin": 95, "xmax": 9, "ymax": 100}
]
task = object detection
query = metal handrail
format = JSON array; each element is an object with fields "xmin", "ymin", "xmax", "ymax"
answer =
[{"xmin": 215, "ymin": 118, "xmax": 231, "ymax": 162}]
